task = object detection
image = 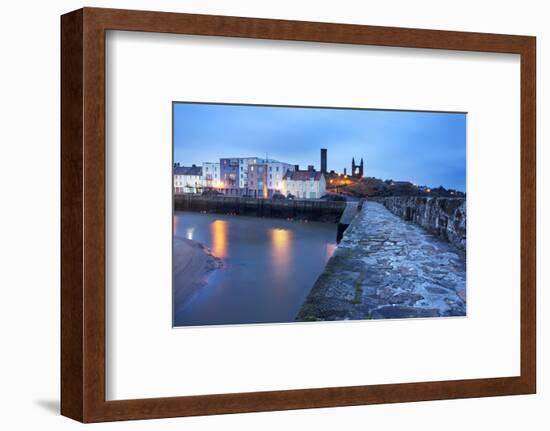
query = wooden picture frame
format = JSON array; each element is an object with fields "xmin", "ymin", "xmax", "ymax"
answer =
[{"xmin": 61, "ymin": 7, "xmax": 536, "ymax": 423}]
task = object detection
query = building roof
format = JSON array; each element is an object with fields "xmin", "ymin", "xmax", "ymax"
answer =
[
  {"xmin": 220, "ymin": 157, "xmax": 282, "ymax": 163},
  {"xmin": 174, "ymin": 165, "xmax": 202, "ymax": 176},
  {"xmin": 283, "ymin": 170, "xmax": 324, "ymax": 181}
]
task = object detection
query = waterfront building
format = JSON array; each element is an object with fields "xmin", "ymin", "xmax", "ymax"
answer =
[
  {"xmin": 174, "ymin": 165, "xmax": 203, "ymax": 194},
  {"xmin": 247, "ymin": 162, "xmax": 268, "ymax": 198},
  {"xmin": 238, "ymin": 157, "xmax": 263, "ymax": 191},
  {"xmin": 247, "ymin": 159, "xmax": 295, "ymax": 198},
  {"xmin": 220, "ymin": 157, "xmax": 264, "ymax": 196},
  {"xmin": 219, "ymin": 158, "xmax": 241, "ymax": 196},
  {"xmin": 266, "ymin": 160, "xmax": 295, "ymax": 196},
  {"xmin": 219, "ymin": 157, "xmax": 294, "ymax": 197},
  {"xmin": 202, "ymin": 162, "xmax": 221, "ymax": 190},
  {"xmin": 282, "ymin": 167, "xmax": 326, "ymax": 199}
]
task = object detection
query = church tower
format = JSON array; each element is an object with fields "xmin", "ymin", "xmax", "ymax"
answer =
[{"xmin": 351, "ymin": 157, "xmax": 363, "ymax": 178}]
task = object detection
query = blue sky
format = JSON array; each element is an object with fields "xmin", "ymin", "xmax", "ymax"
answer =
[{"xmin": 173, "ymin": 103, "xmax": 466, "ymax": 191}]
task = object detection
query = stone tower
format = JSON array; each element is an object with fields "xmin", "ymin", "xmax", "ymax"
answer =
[
  {"xmin": 320, "ymin": 148, "xmax": 327, "ymax": 173},
  {"xmin": 351, "ymin": 157, "xmax": 364, "ymax": 178}
]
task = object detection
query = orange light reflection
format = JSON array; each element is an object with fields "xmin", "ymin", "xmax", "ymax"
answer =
[
  {"xmin": 270, "ymin": 228, "xmax": 292, "ymax": 273},
  {"xmin": 210, "ymin": 220, "xmax": 228, "ymax": 258}
]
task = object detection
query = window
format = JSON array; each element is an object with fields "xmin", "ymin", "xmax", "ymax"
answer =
[
  {"xmin": 269, "ymin": 166, "xmax": 272, "ymax": 171},
  {"xmin": 276, "ymin": 166, "xmax": 279, "ymax": 172},
  {"xmin": 269, "ymin": 174, "xmax": 272, "ymax": 179}
]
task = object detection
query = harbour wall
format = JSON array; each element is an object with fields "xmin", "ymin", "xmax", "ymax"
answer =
[
  {"xmin": 378, "ymin": 196, "xmax": 466, "ymax": 250},
  {"xmin": 174, "ymin": 194, "xmax": 348, "ymax": 223},
  {"xmin": 296, "ymin": 201, "xmax": 467, "ymax": 322}
]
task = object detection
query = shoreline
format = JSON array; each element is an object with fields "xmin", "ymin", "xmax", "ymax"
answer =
[{"xmin": 173, "ymin": 237, "xmax": 223, "ymax": 310}]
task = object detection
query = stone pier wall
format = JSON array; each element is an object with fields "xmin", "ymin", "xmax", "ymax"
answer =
[
  {"xmin": 379, "ymin": 196, "xmax": 466, "ymax": 251},
  {"xmin": 296, "ymin": 201, "xmax": 466, "ymax": 322},
  {"xmin": 174, "ymin": 194, "xmax": 347, "ymax": 223}
]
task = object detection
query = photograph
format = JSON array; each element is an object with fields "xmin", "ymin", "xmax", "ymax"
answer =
[{"xmin": 172, "ymin": 102, "xmax": 467, "ymax": 327}]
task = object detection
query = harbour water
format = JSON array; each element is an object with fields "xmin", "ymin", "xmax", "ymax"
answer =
[{"xmin": 173, "ymin": 211, "xmax": 337, "ymax": 327}]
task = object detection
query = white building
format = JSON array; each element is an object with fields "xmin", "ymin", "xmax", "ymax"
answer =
[
  {"xmin": 174, "ymin": 165, "xmax": 202, "ymax": 194},
  {"xmin": 202, "ymin": 162, "xmax": 220, "ymax": 189},
  {"xmin": 266, "ymin": 161, "xmax": 295, "ymax": 195},
  {"xmin": 282, "ymin": 169, "xmax": 326, "ymax": 199}
]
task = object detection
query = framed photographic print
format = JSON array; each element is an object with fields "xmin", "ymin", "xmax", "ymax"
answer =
[{"xmin": 61, "ymin": 7, "xmax": 536, "ymax": 422}]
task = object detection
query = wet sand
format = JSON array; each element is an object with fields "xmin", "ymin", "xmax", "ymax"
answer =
[{"xmin": 173, "ymin": 237, "xmax": 223, "ymax": 310}]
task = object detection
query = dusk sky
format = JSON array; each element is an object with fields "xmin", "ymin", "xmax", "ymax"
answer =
[{"xmin": 173, "ymin": 103, "xmax": 466, "ymax": 191}]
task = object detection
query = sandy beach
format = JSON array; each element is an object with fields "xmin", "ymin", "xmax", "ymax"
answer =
[{"xmin": 173, "ymin": 237, "xmax": 223, "ymax": 309}]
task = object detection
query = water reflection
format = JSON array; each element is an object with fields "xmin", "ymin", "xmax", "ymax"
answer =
[
  {"xmin": 210, "ymin": 220, "xmax": 228, "ymax": 258},
  {"xmin": 174, "ymin": 212, "xmax": 337, "ymax": 326},
  {"xmin": 270, "ymin": 228, "xmax": 292, "ymax": 274},
  {"xmin": 325, "ymin": 243, "xmax": 337, "ymax": 260}
]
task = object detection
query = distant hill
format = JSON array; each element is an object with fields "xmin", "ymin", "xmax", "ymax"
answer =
[{"xmin": 339, "ymin": 177, "xmax": 465, "ymax": 198}]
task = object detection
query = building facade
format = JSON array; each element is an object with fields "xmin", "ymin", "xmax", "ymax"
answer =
[
  {"xmin": 238, "ymin": 157, "xmax": 262, "ymax": 191},
  {"xmin": 282, "ymin": 168, "xmax": 326, "ymax": 199},
  {"xmin": 247, "ymin": 163, "xmax": 268, "ymax": 198},
  {"xmin": 202, "ymin": 162, "xmax": 220, "ymax": 190},
  {"xmin": 266, "ymin": 161, "xmax": 294, "ymax": 196},
  {"xmin": 174, "ymin": 165, "xmax": 203, "ymax": 194},
  {"xmin": 175, "ymin": 155, "xmax": 324, "ymax": 198},
  {"xmin": 220, "ymin": 158, "xmax": 241, "ymax": 196}
]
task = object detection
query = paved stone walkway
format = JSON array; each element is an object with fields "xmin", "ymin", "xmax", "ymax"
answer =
[{"xmin": 296, "ymin": 201, "xmax": 466, "ymax": 321}]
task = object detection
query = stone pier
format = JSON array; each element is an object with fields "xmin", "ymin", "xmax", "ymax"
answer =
[
  {"xmin": 336, "ymin": 201, "xmax": 360, "ymax": 242},
  {"xmin": 296, "ymin": 201, "xmax": 466, "ymax": 321},
  {"xmin": 381, "ymin": 196, "xmax": 466, "ymax": 251}
]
